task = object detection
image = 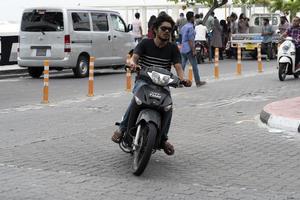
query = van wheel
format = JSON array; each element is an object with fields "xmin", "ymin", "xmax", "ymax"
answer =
[
  {"xmin": 73, "ymin": 55, "xmax": 89, "ymax": 78},
  {"xmin": 28, "ymin": 67, "xmax": 43, "ymax": 78}
]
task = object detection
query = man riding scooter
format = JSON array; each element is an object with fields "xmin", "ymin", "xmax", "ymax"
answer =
[
  {"xmin": 111, "ymin": 14, "xmax": 192, "ymax": 155},
  {"xmin": 282, "ymin": 16, "xmax": 300, "ymax": 69}
]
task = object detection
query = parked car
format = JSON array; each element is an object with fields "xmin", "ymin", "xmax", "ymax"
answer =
[{"xmin": 18, "ymin": 7, "xmax": 136, "ymax": 78}]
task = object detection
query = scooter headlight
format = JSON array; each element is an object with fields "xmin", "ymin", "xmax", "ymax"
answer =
[{"xmin": 147, "ymin": 71, "xmax": 173, "ymax": 86}]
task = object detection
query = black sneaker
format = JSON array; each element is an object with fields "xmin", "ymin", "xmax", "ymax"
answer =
[{"xmin": 196, "ymin": 81, "xmax": 206, "ymax": 87}]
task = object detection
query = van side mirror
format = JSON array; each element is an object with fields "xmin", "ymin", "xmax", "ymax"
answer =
[{"xmin": 127, "ymin": 24, "xmax": 133, "ymax": 32}]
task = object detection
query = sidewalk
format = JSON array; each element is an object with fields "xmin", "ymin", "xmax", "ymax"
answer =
[
  {"xmin": 260, "ymin": 97, "xmax": 300, "ymax": 132},
  {"xmin": 0, "ymin": 64, "xmax": 27, "ymax": 75}
]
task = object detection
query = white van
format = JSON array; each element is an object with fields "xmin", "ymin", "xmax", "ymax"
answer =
[{"xmin": 18, "ymin": 7, "xmax": 136, "ymax": 78}]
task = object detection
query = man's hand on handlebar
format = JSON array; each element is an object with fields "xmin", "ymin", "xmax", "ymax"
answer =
[
  {"xmin": 126, "ymin": 59, "xmax": 140, "ymax": 72},
  {"xmin": 181, "ymin": 79, "xmax": 192, "ymax": 87}
]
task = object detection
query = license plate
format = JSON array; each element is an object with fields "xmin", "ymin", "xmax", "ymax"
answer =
[
  {"xmin": 195, "ymin": 47, "xmax": 201, "ymax": 50},
  {"xmin": 245, "ymin": 44, "xmax": 256, "ymax": 50},
  {"xmin": 149, "ymin": 91, "xmax": 161, "ymax": 100},
  {"xmin": 36, "ymin": 49, "xmax": 47, "ymax": 56}
]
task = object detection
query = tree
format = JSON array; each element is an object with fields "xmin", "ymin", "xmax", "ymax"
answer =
[
  {"xmin": 269, "ymin": 0, "xmax": 300, "ymax": 20},
  {"xmin": 232, "ymin": 0, "xmax": 270, "ymax": 15},
  {"xmin": 168, "ymin": 0, "xmax": 228, "ymax": 23}
]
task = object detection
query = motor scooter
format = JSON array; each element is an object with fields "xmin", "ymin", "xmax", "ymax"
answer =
[
  {"xmin": 195, "ymin": 40, "xmax": 208, "ymax": 64},
  {"xmin": 277, "ymin": 37, "xmax": 300, "ymax": 81},
  {"xmin": 116, "ymin": 66, "xmax": 189, "ymax": 176}
]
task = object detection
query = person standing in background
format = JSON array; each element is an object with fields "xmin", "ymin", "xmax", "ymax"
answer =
[
  {"xmin": 176, "ymin": 13, "xmax": 187, "ymax": 44},
  {"xmin": 229, "ymin": 13, "xmax": 238, "ymax": 58},
  {"xmin": 238, "ymin": 13, "xmax": 249, "ymax": 33},
  {"xmin": 261, "ymin": 18, "xmax": 274, "ymax": 61},
  {"xmin": 132, "ymin": 12, "xmax": 143, "ymax": 43},
  {"xmin": 211, "ymin": 17, "xmax": 223, "ymax": 60},
  {"xmin": 147, "ymin": 15, "xmax": 156, "ymax": 39},
  {"xmin": 220, "ymin": 19, "xmax": 229, "ymax": 59},
  {"xmin": 205, "ymin": 12, "xmax": 215, "ymax": 62}
]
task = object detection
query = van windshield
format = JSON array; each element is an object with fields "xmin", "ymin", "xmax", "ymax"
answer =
[{"xmin": 21, "ymin": 11, "xmax": 64, "ymax": 32}]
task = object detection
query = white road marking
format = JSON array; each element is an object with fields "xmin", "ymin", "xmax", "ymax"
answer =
[{"xmin": 0, "ymin": 92, "xmax": 126, "ymax": 114}]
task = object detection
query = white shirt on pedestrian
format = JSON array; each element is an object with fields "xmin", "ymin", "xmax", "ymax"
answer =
[
  {"xmin": 131, "ymin": 19, "xmax": 142, "ymax": 38},
  {"xmin": 195, "ymin": 24, "xmax": 207, "ymax": 41}
]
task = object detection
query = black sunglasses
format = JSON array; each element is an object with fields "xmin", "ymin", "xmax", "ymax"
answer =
[{"xmin": 159, "ymin": 26, "xmax": 172, "ymax": 32}]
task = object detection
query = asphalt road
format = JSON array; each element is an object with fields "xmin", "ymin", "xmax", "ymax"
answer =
[{"xmin": 1, "ymin": 59, "xmax": 300, "ymax": 199}]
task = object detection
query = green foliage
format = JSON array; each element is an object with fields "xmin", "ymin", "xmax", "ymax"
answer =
[
  {"xmin": 232, "ymin": 0, "xmax": 270, "ymax": 6},
  {"xmin": 270, "ymin": 0, "xmax": 300, "ymax": 18},
  {"xmin": 169, "ymin": 0, "xmax": 272, "ymax": 7},
  {"xmin": 168, "ymin": 0, "xmax": 215, "ymax": 7}
]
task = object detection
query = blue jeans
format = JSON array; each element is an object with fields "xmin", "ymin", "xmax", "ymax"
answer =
[
  {"xmin": 207, "ymin": 36, "xmax": 213, "ymax": 61},
  {"xmin": 181, "ymin": 51, "xmax": 201, "ymax": 83},
  {"xmin": 119, "ymin": 79, "xmax": 172, "ymax": 141}
]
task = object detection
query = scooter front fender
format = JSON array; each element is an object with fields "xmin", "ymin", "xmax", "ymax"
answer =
[
  {"xmin": 136, "ymin": 109, "xmax": 161, "ymax": 129},
  {"xmin": 279, "ymin": 57, "xmax": 291, "ymax": 64}
]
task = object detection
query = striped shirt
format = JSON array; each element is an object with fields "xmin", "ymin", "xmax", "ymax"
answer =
[
  {"xmin": 133, "ymin": 39, "xmax": 181, "ymax": 71},
  {"xmin": 287, "ymin": 26, "xmax": 300, "ymax": 48}
]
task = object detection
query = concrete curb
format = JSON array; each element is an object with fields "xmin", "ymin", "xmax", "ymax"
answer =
[
  {"xmin": 0, "ymin": 68, "xmax": 27, "ymax": 75},
  {"xmin": 260, "ymin": 100, "xmax": 300, "ymax": 133}
]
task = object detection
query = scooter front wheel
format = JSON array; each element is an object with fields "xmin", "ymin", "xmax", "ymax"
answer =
[
  {"xmin": 132, "ymin": 122, "xmax": 157, "ymax": 176},
  {"xmin": 278, "ymin": 63, "xmax": 288, "ymax": 81}
]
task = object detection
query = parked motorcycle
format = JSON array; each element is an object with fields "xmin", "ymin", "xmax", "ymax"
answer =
[
  {"xmin": 195, "ymin": 40, "xmax": 208, "ymax": 64},
  {"xmin": 277, "ymin": 37, "xmax": 300, "ymax": 81},
  {"xmin": 116, "ymin": 66, "xmax": 188, "ymax": 176}
]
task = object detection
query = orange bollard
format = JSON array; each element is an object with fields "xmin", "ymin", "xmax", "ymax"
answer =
[
  {"xmin": 188, "ymin": 64, "xmax": 193, "ymax": 82},
  {"xmin": 236, "ymin": 44, "xmax": 242, "ymax": 75},
  {"xmin": 214, "ymin": 48, "xmax": 219, "ymax": 79},
  {"xmin": 42, "ymin": 60, "xmax": 49, "ymax": 104},
  {"xmin": 88, "ymin": 57, "xmax": 95, "ymax": 97},
  {"xmin": 126, "ymin": 68, "xmax": 132, "ymax": 92},
  {"xmin": 257, "ymin": 44, "xmax": 263, "ymax": 73}
]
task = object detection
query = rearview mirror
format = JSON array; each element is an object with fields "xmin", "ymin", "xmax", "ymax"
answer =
[{"xmin": 127, "ymin": 24, "xmax": 133, "ymax": 32}]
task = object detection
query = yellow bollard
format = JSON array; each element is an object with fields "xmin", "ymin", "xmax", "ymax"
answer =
[
  {"xmin": 188, "ymin": 64, "xmax": 193, "ymax": 82},
  {"xmin": 42, "ymin": 60, "xmax": 49, "ymax": 104},
  {"xmin": 214, "ymin": 48, "xmax": 219, "ymax": 79},
  {"xmin": 257, "ymin": 44, "xmax": 263, "ymax": 73},
  {"xmin": 236, "ymin": 44, "xmax": 242, "ymax": 75},
  {"xmin": 88, "ymin": 57, "xmax": 95, "ymax": 97},
  {"xmin": 126, "ymin": 68, "xmax": 132, "ymax": 92}
]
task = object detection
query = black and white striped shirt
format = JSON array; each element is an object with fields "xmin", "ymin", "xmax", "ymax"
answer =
[{"xmin": 133, "ymin": 39, "xmax": 181, "ymax": 71}]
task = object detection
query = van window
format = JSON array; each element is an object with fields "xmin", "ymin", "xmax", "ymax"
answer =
[
  {"xmin": 91, "ymin": 13, "xmax": 109, "ymax": 31},
  {"xmin": 21, "ymin": 11, "xmax": 64, "ymax": 32},
  {"xmin": 254, "ymin": 17, "xmax": 279, "ymax": 26},
  {"xmin": 110, "ymin": 14, "xmax": 126, "ymax": 32},
  {"xmin": 72, "ymin": 12, "xmax": 91, "ymax": 31}
]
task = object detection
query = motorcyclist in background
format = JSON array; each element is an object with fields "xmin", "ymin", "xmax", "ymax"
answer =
[{"xmin": 282, "ymin": 16, "xmax": 300, "ymax": 67}]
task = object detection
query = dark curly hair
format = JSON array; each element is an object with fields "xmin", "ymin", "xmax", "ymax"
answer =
[{"xmin": 152, "ymin": 14, "xmax": 175, "ymax": 31}]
